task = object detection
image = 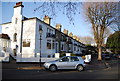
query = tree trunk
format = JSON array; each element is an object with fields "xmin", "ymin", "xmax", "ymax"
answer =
[{"xmin": 98, "ymin": 46, "xmax": 102, "ymax": 60}]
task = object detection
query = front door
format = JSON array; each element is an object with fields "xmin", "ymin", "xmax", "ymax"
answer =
[{"xmin": 13, "ymin": 49, "xmax": 16, "ymax": 56}]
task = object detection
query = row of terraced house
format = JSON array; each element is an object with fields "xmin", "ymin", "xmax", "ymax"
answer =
[{"xmin": 0, "ymin": 2, "xmax": 86, "ymax": 62}]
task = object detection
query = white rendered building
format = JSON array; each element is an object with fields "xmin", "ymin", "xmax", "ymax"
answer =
[{"xmin": 1, "ymin": 2, "xmax": 85, "ymax": 62}]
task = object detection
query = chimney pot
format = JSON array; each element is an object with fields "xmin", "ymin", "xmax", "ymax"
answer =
[
  {"xmin": 14, "ymin": 2, "xmax": 24, "ymax": 8},
  {"xmin": 16, "ymin": 2, "xmax": 22, "ymax": 6}
]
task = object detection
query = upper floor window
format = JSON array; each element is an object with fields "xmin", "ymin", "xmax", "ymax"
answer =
[
  {"xmin": 47, "ymin": 28, "xmax": 49, "ymax": 33},
  {"xmin": 5, "ymin": 27, "xmax": 9, "ymax": 29},
  {"xmin": 39, "ymin": 25, "xmax": 42, "ymax": 29},
  {"xmin": 74, "ymin": 46, "xmax": 76, "ymax": 51},
  {"xmin": 47, "ymin": 28, "xmax": 54, "ymax": 34},
  {"xmin": 77, "ymin": 48, "xmax": 79, "ymax": 52},
  {"xmin": 51, "ymin": 30, "xmax": 53, "ymax": 34},
  {"xmin": 15, "ymin": 18, "xmax": 18, "ymax": 24},
  {"xmin": 13, "ymin": 33, "xmax": 17, "ymax": 42},
  {"xmin": 69, "ymin": 44, "xmax": 72, "ymax": 51}
]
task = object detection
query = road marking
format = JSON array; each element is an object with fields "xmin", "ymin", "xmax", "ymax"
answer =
[
  {"xmin": 103, "ymin": 67, "xmax": 111, "ymax": 70},
  {"xmin": 87, "ymin": 70, "xmax": 93, "ymax": 72}
]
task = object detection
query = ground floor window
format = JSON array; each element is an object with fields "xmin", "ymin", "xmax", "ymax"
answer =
[
  {"xmin": 3, "ymin": 41, "xmax": 7, "ymax": 48},
  {"xmin": 23, "ymin": 39, "xmax": 30, "ymax": 47},
  {"xmin": 2, "ymin": 40, "xmax": 10, "ymax": 47},
  {"xmin": 52, "ymin": 40, "xmax": 55, "ymax": 49},
  {"xmin": 13, "ymin": 33, "xmax": 17, "ymax": 42},
  {"xmin": 13, "ymin": 49, "xmax": 17, "ymax": 56},
  {"xmin": 61, "ymin": 44, "xmax": 64, "ymax": 50},
  {"xmin": 69, "ymin": 44, "xmax": 72, "ymax": 51},
  {"xmin": 74, "ymin": 46, "xmax": 76, "ymax": 51}
]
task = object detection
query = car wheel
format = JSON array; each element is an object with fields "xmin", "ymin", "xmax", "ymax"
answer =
[
  {"xmin": 49, "ymin": 65, "xmax": 57, "ymax": 72},
  {"xmin": 77, "ymin": 65, "xmax": 84, "ymax": 71}
]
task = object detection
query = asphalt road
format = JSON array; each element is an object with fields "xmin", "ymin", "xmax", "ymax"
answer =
[
  {"xmin": 2, "ymin": 62, "xmax": 119, "ymax": 79},
  {"xmin": 1, "ymin": 57, "xmax": 119, "ymax": 80}
]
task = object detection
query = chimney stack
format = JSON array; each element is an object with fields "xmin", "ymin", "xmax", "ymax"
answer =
[
  {"xmin": 56, "ymin": 24, "xmax": 62, "ymax": 31},
  {"xmin": 43, "ymin": 15, "xmax": 51, "ymax": 25},
  {"xmin": 14, "ymin": 2, "xmax": 24, "ymax": 8},
  {"xmin": 73, "ymin": 35, "xmax": 77, "ymax": 39},
  {"xmin": 77, "ymin": 38, "xmax": 80, "ymax": 42},
  {"xmin": 69, "ymin": 32, "xmax": 73, "ymax": 37},
  {"xmin": 63, "ymin": 29, "xmax": 68, "ymax": 35}
]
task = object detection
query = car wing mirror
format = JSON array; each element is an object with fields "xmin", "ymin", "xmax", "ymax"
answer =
[{"xmin": 59, "ymin": 59, "xmax": 63, "ymax": 62}]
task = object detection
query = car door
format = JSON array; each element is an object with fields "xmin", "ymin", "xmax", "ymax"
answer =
[
  {"xmin": 56, "ymin": 56, "xmax": 70, "ymax": 69},
  {"xmin": 67, "ymin": 57, "xmax": 80, "ymax": 69}
]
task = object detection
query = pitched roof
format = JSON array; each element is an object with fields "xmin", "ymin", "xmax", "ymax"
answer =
[
  {"xmin": 0, "ymin": 34, "xmax": 10, "ymax": 40},
  {"xmin": 1, "ymin": 17, "xmax": 85, "ymax": 46}
]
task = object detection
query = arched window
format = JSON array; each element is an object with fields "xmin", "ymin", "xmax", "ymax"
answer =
[{"xmin": 13, "ymin": 33, "xmax": 17, "ymax": 42}]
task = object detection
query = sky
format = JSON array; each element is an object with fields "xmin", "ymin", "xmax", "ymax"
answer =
[{"xmin": 0, "ymin": 1, "xmax": 96, "ymax": 38}]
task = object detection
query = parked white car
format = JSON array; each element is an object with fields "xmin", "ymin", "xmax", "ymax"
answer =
[
  {"xmin": 84, "ymin": 55, "xmax": 91, "ymax": 63},
  {"xmin": 44, "ymin": 56, "xmax": 86, "ymax": 72}
]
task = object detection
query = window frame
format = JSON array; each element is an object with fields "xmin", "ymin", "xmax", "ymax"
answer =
[
  {"xmin": 13, "ymin": 33, "xmax": 17, "ymax": 42},
  {"xmin": 15, "ymin": 18, "xmax": 18, "ymax": 24},
  {"xmin": 47, "ymin": 40, "xmax": 51, "ymax": 49},
  {"xmin": 23, "ymin": 39, "xmax": 31, "ymax": 47}
]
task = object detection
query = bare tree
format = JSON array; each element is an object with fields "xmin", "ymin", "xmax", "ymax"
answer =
[
  {"xmin": 78, "ymin": 36, "xmax": 95, "ymax": 45},
  {"xmin": 91, "ymin": 27, "xmax": 112, "ymax": 45},
  {"xmin": 83, "ymin": 2, "xmax": 118, "ymax": 60},
  {"xmin": 34, "ymin": 1, "xmax": 81, "ymax": 25},
  {"xmin": 110, "ymin": 2, "xmax": 120, "ymax": 32}
]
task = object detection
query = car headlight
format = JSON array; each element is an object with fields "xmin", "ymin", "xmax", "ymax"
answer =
[{"xmin": 44, "ymin": 63, "xmax": 49, "ymax": 68}]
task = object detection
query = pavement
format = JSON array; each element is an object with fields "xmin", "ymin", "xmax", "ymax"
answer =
[
  {"xmin": 85, "ymin": 57, "xmax": 110, "ymax": 71},
  {"xmin": 5, "ymin": 55, "xmax": 120, "ymax": 71}
]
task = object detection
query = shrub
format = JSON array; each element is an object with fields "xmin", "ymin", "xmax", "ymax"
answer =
[
  {"xmin": 47, "ymin": 55, "xmax": 51, "ymax": 58},
  {"xmin": 71, "ymin": 53, "xmax": 76, "ymax": 56}
]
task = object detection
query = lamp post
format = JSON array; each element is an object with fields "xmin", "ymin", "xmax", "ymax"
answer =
[{"xmin": 39, "ymin": 27, "xmax": 43, "ymax": 67}]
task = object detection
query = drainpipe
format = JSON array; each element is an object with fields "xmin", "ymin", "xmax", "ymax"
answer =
[{"xmin": 20, "ymin": 21, "xmax": 23, "ymax": 61}]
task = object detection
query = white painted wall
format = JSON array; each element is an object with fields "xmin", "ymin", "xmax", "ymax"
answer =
[
  {"xmin": 35, "ymin": 19, "xmax": 56, "ymax": 58},
  {"xmin": 22, "ymin": 19, "xmax": 36, "ymax": 58}
]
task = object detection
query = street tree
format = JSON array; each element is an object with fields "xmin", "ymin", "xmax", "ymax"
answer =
[
  {"xmin": 110, "ymin": 2, "xmax": 120, "ymax": 32},
  {"xmin": 83, "ymin": 2, "xmax": 118, "ymax": 60},
  {"xmin": 18, "ymin": 1, "xmax": 117, "ymax": 60},
  {"xmin": 78, "ymin": 36, "xmax": 95, "ymax": 45},
  {"xmin": 34, "ymin": 1, "xmax": 81, "ymax": 25},
  {"xmin": 106, "ymin": 31, "xmax": 120, "ymax": 54}
]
